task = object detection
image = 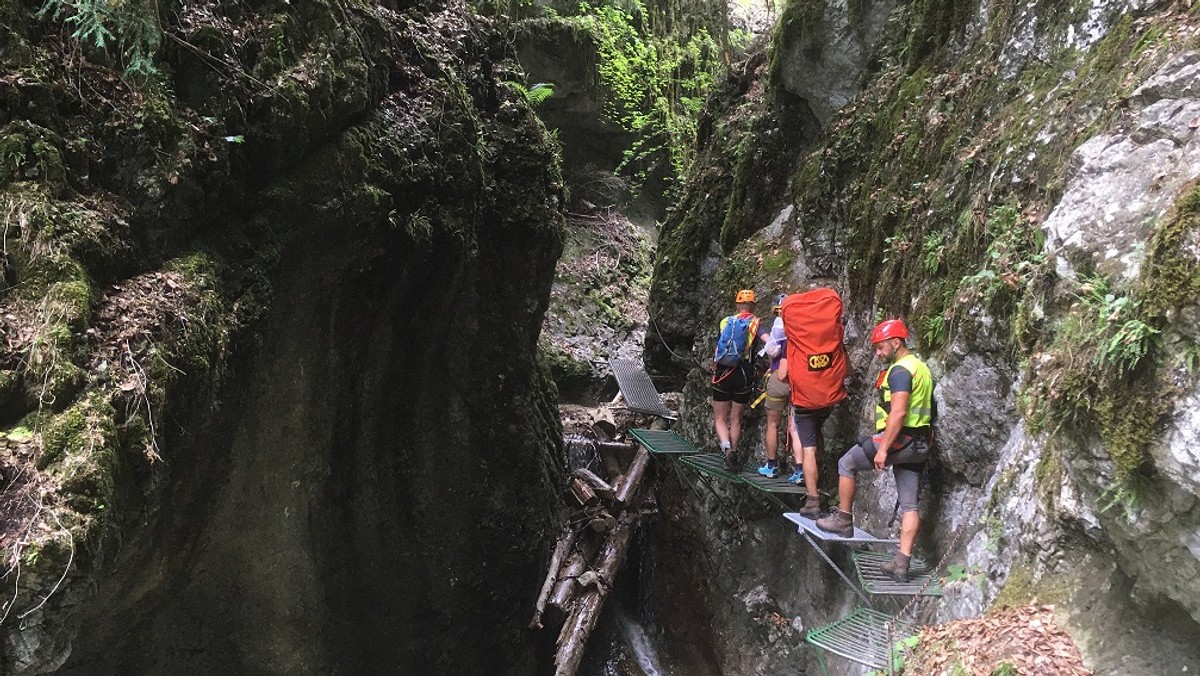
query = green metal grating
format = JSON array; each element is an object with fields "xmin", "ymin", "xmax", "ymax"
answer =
[
  {"xmin": 678, "ymin": 452, "xmax": 746, "ymax": 481},
  {"xmin": 852, "ymin": 550, "xmax": 943, "ymax": 597},
  {"xmin": 628, "ymin": 429, "xmax": 699, "ymax": 455},
  {"xmin": 806, "ymin": 607, "xmax": 916, "ymax": 670},
  {"xmin": 738, "ymin": 467, "xmax": 808, "ymax": 494}
]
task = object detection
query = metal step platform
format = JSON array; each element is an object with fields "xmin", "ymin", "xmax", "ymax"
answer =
[
  {"xmin": 628, "ymin": 429, "xmax": 699, "ymax": 455},
  {"xmin": 806, "ymin": 607, "xmax": 916, "ymax": 671},
  {"xmin": 852, "ymin": 550, "xmax": 943, "ymax": 597},
  {"xmin": 609, "ymin": 358, "xmax": 675, "ymax": 419},
  {"xmin": 783, "ymin": 512, "xmax": 899, "ymax": 545}
]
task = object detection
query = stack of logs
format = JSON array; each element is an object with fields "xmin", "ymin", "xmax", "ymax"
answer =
[{"xmin": 529, "ymin": 440, "xmax": 653, "ymax": 676}]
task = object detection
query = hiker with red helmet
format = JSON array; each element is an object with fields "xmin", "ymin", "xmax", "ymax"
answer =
[
  {"xmin": 712, "ymin": 289, "xmax": 771, "ymax": 468},
  {"xmin": 816, "ymin": 319, "xmax": 934, "ymax": 583}
]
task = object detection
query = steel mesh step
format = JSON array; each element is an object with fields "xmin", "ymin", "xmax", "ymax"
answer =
[
  {"xmin": 806, "ymin": 607, "xmax": 916, "ymax": 670},
  {"xmin": 852, "ymin": 550, "xmax": 943, "ymax": 597},
  {"xmin": 628, "ymin": 429, "xmax": 699, "ymax": 455},
  {"xmin": 609, "ymin": 358, "xmax": 674, "ymax": 418},
  {"xmin": 783, "ymin": 512, "xmax": 899, "ymax": 545}
]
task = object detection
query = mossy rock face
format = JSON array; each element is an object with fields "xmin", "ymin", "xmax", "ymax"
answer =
[
  {"xmin": 645, "ymin": 0, "xmax": 1200, "ymax": 663},
  {"xmin": 0, "ymin": 0, "xmax": 565, "ymax": 672}
]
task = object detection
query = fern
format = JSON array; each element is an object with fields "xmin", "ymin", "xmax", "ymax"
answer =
[
  {"xmin": 37, "ymin": 0, "xmax": 161, "ymax": 76},
  {"xmin": 508, "ymin": 81, "xmax": 556, "ymax": 107},
  {"xmin": 526, "ymin": 82, "xmax": 555, "ymax": 106}
]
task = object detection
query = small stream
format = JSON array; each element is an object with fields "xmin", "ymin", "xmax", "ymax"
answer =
[{"xmin": 615, "ymin": 609, "xmax": 666, "ymax": 676}]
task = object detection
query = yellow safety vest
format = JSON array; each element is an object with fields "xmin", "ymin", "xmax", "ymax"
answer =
[{"xmin": 874, "ymin": 354, "xmax": 933, "ymax": 431}]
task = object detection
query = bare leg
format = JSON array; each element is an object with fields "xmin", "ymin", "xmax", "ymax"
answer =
[
  {"xmin": 764, "ymin": 408, "xmax": 780, "ymax": 461},
  {"xmin": 712, "ymin": 400, "xmax": 731, "ymax": 447},
  {"xmin": 730, "ymin": 402, "xmax": 746, "ymax": 450},
  {"xmin": 837, "ymin": 475, "xmax": 856, "ymax": 514},
  {"xmin": 802, "ymin": 445, "xmax": 819, "ymax": 496},
  {"xmin": 898, "ymin": 511, "xmax": 919, "ymax": 556}
]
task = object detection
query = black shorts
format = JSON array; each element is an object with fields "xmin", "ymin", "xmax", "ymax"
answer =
[
  {"xmin": 712, "ymin": 363, "xmax": 752, "ymax": 404},
  {"xmin": 792, "ymin": 407, "xmax": 831, "ymax": 447}
]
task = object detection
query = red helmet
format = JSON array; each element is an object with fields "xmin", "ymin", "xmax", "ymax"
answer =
[{"xmin": 871, "ymin": 319, "xmax": 909, "ymax": 344}]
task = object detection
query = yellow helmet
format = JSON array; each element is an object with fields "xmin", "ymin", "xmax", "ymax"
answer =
[{"xmin": 735, "ymin": 289, "xmax": 756, "ymax": 304}]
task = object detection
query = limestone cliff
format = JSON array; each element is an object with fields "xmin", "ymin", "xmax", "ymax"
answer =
[
  {"xmin": 645, "ymin": 0, "xmax": 1200, "ymax": 673},
  {"xmin": 0, "ymin": 0, "xmax": 565, "ymax": 672}
]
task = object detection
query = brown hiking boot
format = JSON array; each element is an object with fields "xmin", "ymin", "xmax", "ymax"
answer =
[
  {"xmin": 798, "ymin": 493, "xmax": 821, "ymax": 519},
  {"xmin": 815, "ymin": 509, "xmax": 853, "ymax": 537},
  {"xmin": 881, "ymin": 552, "xmax": 911, "ymax": 583}
]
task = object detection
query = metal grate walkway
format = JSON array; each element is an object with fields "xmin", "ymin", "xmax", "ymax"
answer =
[
  {"xmin": 806, "ymin": 607, "xmax": 916, "ymax": 671},
  {"xmin": 852, "ymin": 550, "xmax": 942, "ymax": 597},
  {"xmin": 628, "ymin": 429, "xmax": 699, "ymax": 455},
  {"xmin": 738, "ymin": 467, "xmax": 808, "ymax": 494},
  {"xmin": 678, "ymin": 452, "xmax": 745, "ymax": 481},
  {"xmin": 783, "ymin": 512, "xmax": 899, "ymax": 545},
  {"xmin": 609, "ymin": 358, "xmax": 675, "ymax": 419}
]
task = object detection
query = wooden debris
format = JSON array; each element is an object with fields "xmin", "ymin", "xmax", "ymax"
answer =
[
  {"xmin": 587, "ymin": 512, "xmax": 617, "ymax": 533},
  {"xmin": 613, "ymin": 446, "xmax": 650, "ymax": 504},
  {"xmin": 573, "ymin": 467, "xmax": 615, "ymax": 500},
  {"xmin": 547, "ymin": 552, "xmax": 587, "ymax": 623},
  {"xmin": 553, "ymin": 512, "xmax": 637, "ymax": 676},
  {"xmin": 529, "ymin": 524, "xmax": 579, "ymax": 629},
  {"xmin": 569, "ymin": 478, "xmax": 598, "ymax": 506}
]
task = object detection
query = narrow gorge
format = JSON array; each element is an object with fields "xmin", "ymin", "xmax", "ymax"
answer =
[{"xmin": 1, "ymin": 0, "xmax": 1199, "ymax": 674}]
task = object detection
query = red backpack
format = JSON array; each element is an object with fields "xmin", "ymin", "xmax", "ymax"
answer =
[{"xmin": 781, "ymin": 288, "xmax": 848, "ymax": 409}]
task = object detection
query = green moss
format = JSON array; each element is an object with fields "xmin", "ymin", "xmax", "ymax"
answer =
[
  {"xmin": 539, "ymin": 337, "xmax": 591, "ymax": 393},
  {"xmin": 1033, "ymin": 446, "xmax": 1063, "ymax": 496},
  {"xmin": 991, "ymin": 564, "xmax": 1034, "ymax": 610},
  {"xmin": 1139, "ymin": 182, "xmax": 1200, "ymax": 317},
  {"xmin": 904, "ymin": 0, "xmax": 974, "ymax": 66}
]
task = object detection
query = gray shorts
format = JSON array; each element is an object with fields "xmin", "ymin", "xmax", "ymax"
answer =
[
  {"xmin": 837, "ymin": 435, "xmax": 929, "ymax": 513},
  {"xmin": 793, "ymin": 407, "xmax": 832, "ymax": 448}
]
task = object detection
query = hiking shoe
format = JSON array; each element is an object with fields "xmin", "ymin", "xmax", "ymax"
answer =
[
  {"xmin": 797, "ymin": 493, "xmax": 821, "ymax": 519},
  {"xmin": 723, "ymin": 450, "xmax": 740, "ymax": 471},
  {"xmin": 881, "ymin": 552, "xmax": 911, "ymax": 583},
  {"xmin": 815, "ymin": 509, "xmax": 854, "ymax": 537},
  {"xmin": 757, "ymin": 463, "xmax": 780, "ymax": 478},
  {"xmin": 786, "ymin": 468, "xmax": 804, "ymax": 485}
]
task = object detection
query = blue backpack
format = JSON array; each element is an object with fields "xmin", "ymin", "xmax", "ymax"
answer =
[{"xmin": 714, "ymin": 314, "xmax": 756, "ymax": 367}]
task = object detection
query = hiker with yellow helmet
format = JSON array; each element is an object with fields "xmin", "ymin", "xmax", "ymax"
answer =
[
  {"xmin": 815, "ymin": 319, "xmax": 934, "ymax": 583},
  {"xmin": 712, "ymin": 289, "xmax": 772, "ymax": 469}
]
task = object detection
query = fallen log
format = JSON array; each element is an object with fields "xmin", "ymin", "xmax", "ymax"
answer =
[
  {"xmin": 613, "ymin": 446, "xmax": 650, "ymax": 504},
  {"xmin": 553, "ymin": 512, "xmax": 637, "ymax": 676},
  {"xmin": 569, "ymin": 478, "xmax": 598, "ymax": 507},
  {"xmin": 572, "ymin": 468, "xmax": 615, "ymax": 500},
  {"xmin": 593, "ymin": 440, "xmax": 637, "ymax": 455},
  {"xmin": 547, "ymin": 551, "xmax": 587, "ymax": 622},
  {"xmin": 529, "ymin": 524, "xmax": 579, "ymax": 629}
]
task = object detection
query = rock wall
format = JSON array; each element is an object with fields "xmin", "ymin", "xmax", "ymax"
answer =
[
  {"xmin": 0, "ymin": 0, "xmax": 565, "ymax": 672},
  {"xmin": 645, "ymin": 0, "xmax": 1200, "ymax": 673}
]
